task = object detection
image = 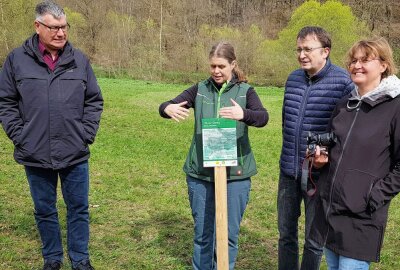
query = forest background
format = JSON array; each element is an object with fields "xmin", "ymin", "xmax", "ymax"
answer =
[{"xmin": 0, "ymin": 0, "xmax": 399, "ymax": 86}]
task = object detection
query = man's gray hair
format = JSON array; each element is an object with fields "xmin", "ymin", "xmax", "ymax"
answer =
[{"xmin": 35, "ymin": 1, "xmax": 65, "ymax": 21}]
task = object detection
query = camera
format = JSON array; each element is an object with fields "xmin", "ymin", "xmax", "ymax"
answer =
[{"xmin": 307, "ymin": 132, "xmax": 337, "ymax": 156}]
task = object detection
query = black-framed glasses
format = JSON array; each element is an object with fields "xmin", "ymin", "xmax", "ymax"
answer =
[
  {"xmin": 37, "ymin": 21, "xmax": 70, "ymax": 33},
  {"xmin": 295, "ymin": 47, "xmax": 324, "ymax": 55}
]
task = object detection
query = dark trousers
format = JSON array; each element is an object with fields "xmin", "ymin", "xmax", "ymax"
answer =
[
  {"xmin": 277, "ymin": 172, "xmax": 323, "ymax": 270},
  {"xmin": 25, "ymin": 161, "xmax": 90, "ymax": 267}
]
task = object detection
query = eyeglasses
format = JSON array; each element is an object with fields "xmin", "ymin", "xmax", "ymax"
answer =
[
  {"xmin": 37, "ymin": 21, "xmax": 70, "ymax": 33},
  {"xmin": 295, "ymin": 47, "xmax": 324, "ymax": 55},
  {"xmin": 349, "ymin": 57, "xmax": 381, "ymax": 67}
]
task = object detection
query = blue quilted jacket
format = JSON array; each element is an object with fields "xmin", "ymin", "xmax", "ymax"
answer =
[{"xmin": 280, "ymin": 59, "xmax": 354, "ymax": 179}]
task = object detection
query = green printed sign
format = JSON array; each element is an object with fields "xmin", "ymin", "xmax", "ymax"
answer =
[{"xmin": 202, "ymin": 118, "xmax": 237, "ymax": 167}]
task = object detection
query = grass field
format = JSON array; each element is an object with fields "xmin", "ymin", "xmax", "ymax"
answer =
[{"xmin": 1, "ymin": 78, "xmax": 400, "ymax": 269}]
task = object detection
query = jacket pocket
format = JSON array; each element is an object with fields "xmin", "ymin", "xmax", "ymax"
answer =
[
  {"xmin": 59, "ymin": 73, "xmax": 87, "ymax": 107},
  {"xmin": 16, "ymin": 76, "xmax": 47, "ymax": 108},
  {"xmin": 188, "ymin": 139, "xmax": 212, "ymax": 178},
  {"xmin": 332, "ymin": 169, "xmax": 378, "ymax": 218},
  {"xmin": 14, "ymin": 120, "xmax": 30, "ymax": 146},
  {"xmin": 78, "ymin": 121, "xmax": 89, "ymax": 145}
]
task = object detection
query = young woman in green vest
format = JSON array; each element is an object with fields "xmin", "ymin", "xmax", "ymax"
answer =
[{"xmin": 159, "ymin": 42, "xmax": 268, "ymax": 270}]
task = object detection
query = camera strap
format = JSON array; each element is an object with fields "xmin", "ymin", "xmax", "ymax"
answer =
[{"xmin": 301, "ymin": 156, "xmax": 317, "ymax": 196}]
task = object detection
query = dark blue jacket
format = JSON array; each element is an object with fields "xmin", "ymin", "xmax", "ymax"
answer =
[
  {"xmin": 0, "ymin": 34, "xmax": 103, "ymax": 169},
  {"xmin": 280, "ymin": 59, "xmax": 353, "ymax": 179}
]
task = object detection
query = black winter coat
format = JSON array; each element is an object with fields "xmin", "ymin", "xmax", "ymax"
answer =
[
  {"xmin": 0, "ymin": 34, "xmax": 103, "ymax": 169},
  {"xmin": 311, "ymin": 80, "xmax": 400, "ymax": 262}
]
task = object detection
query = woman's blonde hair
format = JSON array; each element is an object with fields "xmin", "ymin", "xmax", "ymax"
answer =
[
  {"xmin": 345, "ymin": 37, "xmax": 398, "ymax": 79},
  {"xmin": 209, "ymin": 42, "xmax": 246, "ymax": 82}
]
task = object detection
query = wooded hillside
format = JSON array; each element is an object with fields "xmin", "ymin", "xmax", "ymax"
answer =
[{"xmin": 1, "ymin": 0, "xmax": 399, "ymax": 85}]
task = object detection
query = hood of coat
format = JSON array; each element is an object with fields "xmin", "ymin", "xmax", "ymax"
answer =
[
  {"xmin": 348, "ymin": 75, "xmax": 400, "ymax": 107},
  {"xmin": 22, "ymin": 34, "xmax": 44, "ymax": 61},
  {"xmin": 22, "ymin": 34, "xmax": 74, "ymax": 65}
]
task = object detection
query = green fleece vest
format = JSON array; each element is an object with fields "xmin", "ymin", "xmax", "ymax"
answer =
[{"xmin": 183, "ymin": 79, "xmax": 257, "ymax": 181}]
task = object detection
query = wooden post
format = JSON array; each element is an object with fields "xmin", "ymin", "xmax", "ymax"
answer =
[{"xmin": 214, "ymin": 166, "xmax": 229, "ymax": 270}]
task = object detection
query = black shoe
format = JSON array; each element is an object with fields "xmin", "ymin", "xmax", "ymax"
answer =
[
  {"xmin": 72, "ymin": 260, "xmax": 95, "ymax": 270},
  {"xmin": 43, "ymin": 261, "xmax": 62, "ymax": 270}
]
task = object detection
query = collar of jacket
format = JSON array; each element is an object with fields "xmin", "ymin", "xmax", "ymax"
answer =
[
  {"xmin": 348, "ymin": 75, "xmax": 400, "ymax": 107},
  {"xmin": 304, "ymin": 58, "xmax": 332, "ymax": 83},
  {"xmin": 23, "ymin": 34, "xmax": 74, "ymax": 68},
  {"xmin": 205, "ymin": 74, "xmax": 240, "ymax": 92}
]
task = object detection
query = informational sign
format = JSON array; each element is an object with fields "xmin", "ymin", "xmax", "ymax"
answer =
[{"xmin": 202, "ymin": 118, "xmax": 237, "ymax": 167}]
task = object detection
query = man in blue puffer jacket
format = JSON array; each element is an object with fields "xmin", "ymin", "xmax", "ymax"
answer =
[{"xmin": 277, "ymin": 26, "xmax": 353, "ymax": 270}]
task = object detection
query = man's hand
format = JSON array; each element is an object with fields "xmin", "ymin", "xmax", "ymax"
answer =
[
  {"xmin": 313, "ymin": 146, "xmax": 329, "ymax": 168},
  {"xmin": 219, "ymin": 98, "xmax": 244, "ymax": 120},
  {"xmin": 164, "ymin": 101, "xmax": 190, "ymax": 122}
]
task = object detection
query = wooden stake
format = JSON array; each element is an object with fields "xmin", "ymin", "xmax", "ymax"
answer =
[{"xmin": 214, "ymin": 166, "xmax": 229, "ymax": 270}]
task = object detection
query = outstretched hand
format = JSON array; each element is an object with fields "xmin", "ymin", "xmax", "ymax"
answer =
[
  {"xmin": 219, "ymin": 98, "xmax": 244, "ymax": 120},
  {"xmin": 164, "ymin": 101, "xmax": 190, "ymax": 122}
]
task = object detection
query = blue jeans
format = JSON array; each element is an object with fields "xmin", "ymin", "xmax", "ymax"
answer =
[
  {"xmin": 186, "ymin": 175, "xmax": 251, "ymax": 270},
  {"xmin": 277, "ymin": 172, "xmax": 323, "ymax": 270},
  {"xmin": 325, "ymin": 248, "xmax": 370, "ymax": 270},
  {"xmin": 25, "ymin": 161, "xmax": 90, "ymax": 267}
]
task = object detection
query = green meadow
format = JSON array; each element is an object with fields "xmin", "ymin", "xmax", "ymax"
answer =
[{"xmin": 1, "ymin": 78, "xmax": 400, "ymax": 269}]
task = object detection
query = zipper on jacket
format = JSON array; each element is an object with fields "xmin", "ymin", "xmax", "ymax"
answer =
[
  {"xmin": 47, "ymin": 75, "xmax": 54, "ymax": 165},
  {"xmin": 294, "ymin": 81, "xmax": 313, "ymax": 179},
  {"xmin": 214, "ymin": 82, "xmax": 228, "ymax": 118},
  {"xmin": 323, "ymin": 106, "xmax": 360, "ymax": 245},
  {"xmin": 239, "ymin": 144, "xmax": 244, "ymax": 166},
  {"xmin": 190, "ymin": 141, "xmax": 196, "ymax": 165},
  {"xmin": 376, "ymin": 226, "xmax": 384, "ymax": 261}
]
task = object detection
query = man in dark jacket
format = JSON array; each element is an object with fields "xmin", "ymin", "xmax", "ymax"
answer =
[
  {"xmin": 0, "ymin": 2, "xmax": 102, "ymax": 270},
  {"xmin": 277, "ymin": 26, "xmax": 353, "ymax": 270}
]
